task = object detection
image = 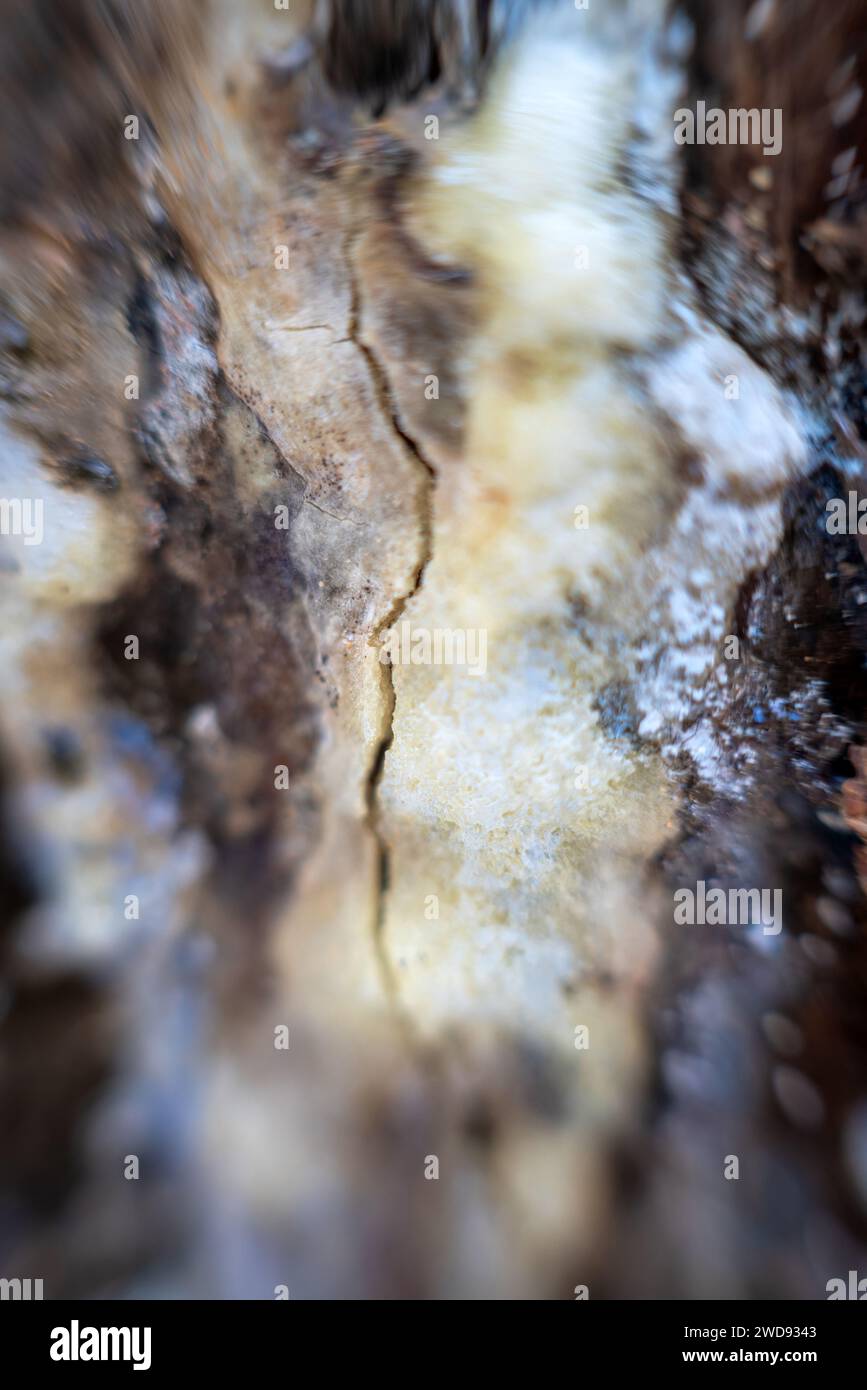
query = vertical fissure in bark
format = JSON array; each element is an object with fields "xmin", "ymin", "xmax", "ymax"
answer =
[{"xmin": 345, "ymin": 217, "xmax": 437, "ymax": 1019}]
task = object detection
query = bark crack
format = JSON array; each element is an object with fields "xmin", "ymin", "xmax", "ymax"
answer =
[{"xmin": 344, "ymin": 218, "xmax": 437, "ymax": 1020}]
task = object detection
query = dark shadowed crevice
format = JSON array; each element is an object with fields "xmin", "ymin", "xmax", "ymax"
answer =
[{"xmin": 345, "ymin": 217, "xmax": 437, "ymax": 1019}]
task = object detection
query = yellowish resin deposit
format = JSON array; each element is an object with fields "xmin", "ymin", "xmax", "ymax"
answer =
[
  {"xmin": 379, "ymin": 17, "xmax": 678, "ymax": 1098},
  {"xmin": 377, "ymin": 5, "xmax": 806, "ymax": 1114}
]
